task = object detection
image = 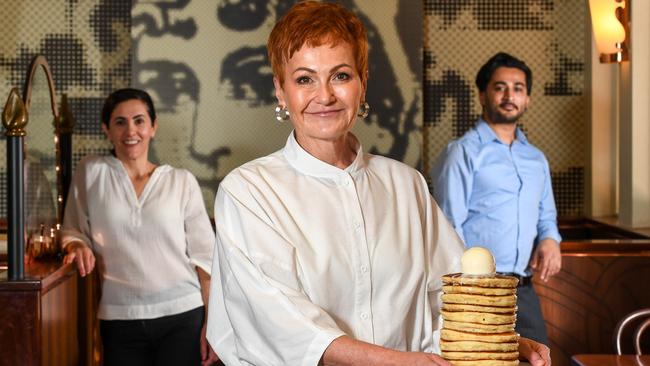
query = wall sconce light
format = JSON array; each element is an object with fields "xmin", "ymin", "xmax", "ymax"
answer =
[{"xmin": 588, "ymin": 0, "xmax": 629, "ymax": 63}]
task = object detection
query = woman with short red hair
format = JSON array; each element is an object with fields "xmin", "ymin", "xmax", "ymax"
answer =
[{"xmin": 207, "ymin": 2, "xmax": 550, "ymax": 365}]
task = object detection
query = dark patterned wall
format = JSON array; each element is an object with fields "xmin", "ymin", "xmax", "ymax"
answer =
[
  {"xmin": 0, "ymin": 1, "xmax": 588, "ymax": 219},
  {"xmin": 132, "ymin": 0, "xmax": 422, "ymax": 213},
  {"xmin": 0, "ymin": 0, "xmax": 132, "ymax": 219},
  {"xmin": 423, "ymin": 0, "xmax": 586, "ymax": 217},
  {"xmin": 1, "ymin": 0, "xmax": 421, "ymax": 217}
]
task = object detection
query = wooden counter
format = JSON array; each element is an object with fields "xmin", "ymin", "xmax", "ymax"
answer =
[
  {"xmin": 0, "ymin": 260, "xmax": 79, "ymax": 366},
  {"xmin": 4, "ymin": 217, "xmax": 648, "ymax": 366},
  {"xmin": 572, "ymin": 354, "xmax": 650, "ymax": 366},
  {"xmin": 537, "ymin": 218, "xmax": 650, "ymax": 366}
]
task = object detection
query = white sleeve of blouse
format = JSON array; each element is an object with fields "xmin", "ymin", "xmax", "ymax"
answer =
[
  {"xmin": 422, "ymin": 174, "xmax": 464, "ymax": 353},
  {"xmin": 181, "ymin": 171, "xmax": 215, "ymax": 275},
  {"xmin": 60, "ymin": 158, "xmax": 93, "ymax": 250},
  {"xmin": 207, "ymin": 181, "xmax": 345, "ymax": 366}
]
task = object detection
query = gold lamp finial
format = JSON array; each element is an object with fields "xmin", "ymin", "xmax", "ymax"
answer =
[{"xmin": 2, "ymin": 88, "xmax": 28, "ymax": 137}]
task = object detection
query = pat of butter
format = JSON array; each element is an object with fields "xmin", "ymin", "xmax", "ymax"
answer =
[{"xmin": 461, "ymin": 246, "xmax": 496, "ymax": 275}]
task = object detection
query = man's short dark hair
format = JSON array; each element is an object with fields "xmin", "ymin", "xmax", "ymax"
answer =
[{"xmin": 475, "ymin": 52, "xmax": 533, "ymax": 95}]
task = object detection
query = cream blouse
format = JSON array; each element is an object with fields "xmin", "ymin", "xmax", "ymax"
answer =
[
  {"xmin": 62, "ymin": 156, "xmax": 214, "ymax": 320},
  {"xmin": 207, "ymin": 133, "xmax": 464, "ymax": 366}
]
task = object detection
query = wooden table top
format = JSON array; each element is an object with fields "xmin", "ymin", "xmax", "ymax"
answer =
[
  {"xmin": 572, "ymin": 354, "xmax": 650, "ymax": 366},
  {"xmin": 0, "ymin": 259, "xmax": 75, "ymax": 292}
]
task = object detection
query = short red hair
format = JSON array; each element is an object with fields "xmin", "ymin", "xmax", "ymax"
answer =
[{"xmin": 267, "ymin": 1, "xmax": 368, "ymax": 85}]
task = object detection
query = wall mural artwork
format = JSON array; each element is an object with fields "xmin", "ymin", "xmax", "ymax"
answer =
[
  {"xmin": 0, "ymin": 0, "xmax": 422, "ymax": 218},
  {"xmin": 423, "ymin": 0, "xmax": 587, "ymax": 216},
  {"xmin": 132, "ymin": 0, "xmax": 423, "ymax": 214},
  {"xmin": 0, "ymin": 0, "xmax": 131, "ymax": 218},
  {"xmin": 1, "ymin": 0, "xmax": 586, "ymax": 218}
]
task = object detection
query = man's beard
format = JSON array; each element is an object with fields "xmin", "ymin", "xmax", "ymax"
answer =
[{"xmin": 485, "ymin": 103, "xmax": 526, "ymax": 124}]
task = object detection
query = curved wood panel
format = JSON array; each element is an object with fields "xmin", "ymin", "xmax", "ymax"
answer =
[
  {"xmin": 42, "ymin": 271, "xmax": 78, "ymax": 365},
  {"xmin": 536, "ymin": 255, "xmax": 650, "ymax": 366}
]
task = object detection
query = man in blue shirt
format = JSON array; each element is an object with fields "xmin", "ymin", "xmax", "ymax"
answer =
[{"xmin": 431, "ymin": 52, "xmax": 562, "ymax": 345}]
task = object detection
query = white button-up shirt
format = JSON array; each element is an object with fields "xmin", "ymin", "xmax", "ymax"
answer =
[
  {"xmin": 207, "ymin": 133, "xmax": 463, "ymax": 366},
  {"xmin": 62, "ymin": 156, "xmax": 214, "ymax": 320}
]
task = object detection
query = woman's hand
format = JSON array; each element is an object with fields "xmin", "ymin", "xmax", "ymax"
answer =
[
  {"xmin": 519, "ymin": 337, "xmax": 551, "ymax": 366},
  {"xmin": 395, "ymin": 352, "xmax": 453, "ymax": 366},
  {"xmin": 196, "ymin": 267, "xmax": 219, "ymax": 365},
  {"xmin": 63, "ymin": 241, "xmax": 95, "ymax": 277},
  {"xmin": 200, "ymin": 323, "xmax": 220, "ymax": 365},
  {"xmin": 322, "ymin": 336, "xmax": 452, "ymax": 366}
]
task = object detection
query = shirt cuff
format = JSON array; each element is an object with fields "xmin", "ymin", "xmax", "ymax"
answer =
[
  {"xmin": 537, "ymin": 230, "xmax": 562, "ymax": 245},
  {"xmin": 190, "ymin": 258, "xmax": 212, "ymax": 276},
  {"xmin": 60, "ymin": 232, "xmax": 92, "ymax": 250},
  {"xmin": 302, "ymin": 330, "xmax": 347, "ymax": 366}
]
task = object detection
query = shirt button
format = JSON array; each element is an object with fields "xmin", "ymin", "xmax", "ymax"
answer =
[
  {"xmin": 354, "ymin": 221, "xmax": 361, "ymax": 229},
  {"xmin": 360, "ymin": 265, "xmax": 368, "ymax": 273},
  {"xmin": 360, "ymin": 312, "xmax": 369, "ymax": 320}
]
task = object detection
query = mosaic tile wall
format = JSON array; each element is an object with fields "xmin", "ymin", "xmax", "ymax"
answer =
[
  {"xmin": 1, "ymin": 0, "xmax": 422, "ymax": 217},
  {"xmin": 0, "ymin": 0, "xmax": 131, "ymax": 220},
  {"xmin": 423, "ymin": 0, "xmax": 587, "ymax": 216},
  {"xmin": 131, "ymin": 0, "xmax": 422, "ymax": 214},
  {"xmin": 0, "ymin": 1, "xmax": 587, "ymax": 219}
]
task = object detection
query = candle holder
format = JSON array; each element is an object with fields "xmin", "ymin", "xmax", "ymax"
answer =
[{"xmin": 26, "ymin": 223, "xmax": 60, "ymax": 259}]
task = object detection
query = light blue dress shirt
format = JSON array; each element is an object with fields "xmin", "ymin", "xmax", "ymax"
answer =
[{"xmin": 431, "ymin": 119, "xmax": 561, "ymax": 276}]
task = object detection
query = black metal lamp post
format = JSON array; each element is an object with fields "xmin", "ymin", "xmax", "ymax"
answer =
[{"xmin": 2, "ymin": 88, "xmax": 28, "ymax": 280}]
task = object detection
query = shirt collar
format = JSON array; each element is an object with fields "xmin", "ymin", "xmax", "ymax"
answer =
[
  {"xmin": 105, "ymin": 155, "xmax": 125, "ymax": 170},
  {"xmin": 104, "ymin": 155, "xmax": 170, "ymax": 175},
  {"xmin": 283, "ymin": 131, "xmax": 365, "ymax": 180},
  {"xmin": 476, "ymin": 118, "xmax": 529, "ymax": 145}
]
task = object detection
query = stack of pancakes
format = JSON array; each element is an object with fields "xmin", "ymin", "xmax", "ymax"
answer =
[{"xmin": 440, "ymin": 273, "xmax": 520, "ymax": 366}]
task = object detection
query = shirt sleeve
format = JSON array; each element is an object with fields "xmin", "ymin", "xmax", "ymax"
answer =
[
  {"xmin": 61, "ymin": 158, "xmax": 93, "ymax": 250},
  {"xmin": 536, "ymin": 157, "xmax": 562, "ymax": 244},
  {"xmin": 431, "ymin": 142, "xmax": 473, "ymax": 243},
  {"xmin": 422, "ymin": 174, "xmax": 464, "ymax": 353},
  {"xmin": 181, "ymin": 171, "xmax": 215, "ymax": 275},
  {"xmin": 207, "ymin": 180, "xmax": 345, "ymax": 366}
]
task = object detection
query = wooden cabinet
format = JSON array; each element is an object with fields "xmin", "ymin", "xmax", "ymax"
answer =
[
  {"xmin": 537, "ymin": 219, "xmax": 650, "ymax": 366},
  {"xmin": 1, "ymin": 54, "xmax": 91, "ymax": 366},
  {"xmin": 0, "ymin": 261, "xmax": 79, "ymax": 366}
]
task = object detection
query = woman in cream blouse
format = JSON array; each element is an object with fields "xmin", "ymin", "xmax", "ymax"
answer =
[
  {"xmin": 62, "ymin": 88, "xmax": 219, "ymax": 366},
  {"xmin": 207, "ymin": 2, "xmax": 549, "ymax": 366}
]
